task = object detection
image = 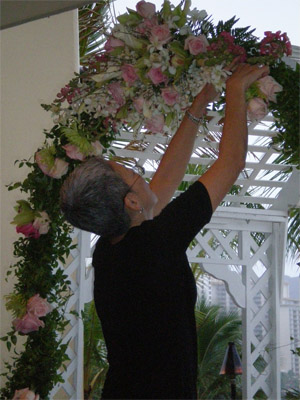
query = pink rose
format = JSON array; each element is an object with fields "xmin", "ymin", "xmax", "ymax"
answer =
[
  {"xmin": 104, "ymin": 37, "xmax": 125, "ymax": 52},
  {"xmin": 13, "ymin": 313, "xmax": 44, "ymax": 334},
  {"xmin": 35, "ymin": 151, "xmax": 69, "ymax": 179},
  {"xmin": 145, "ymin": 114, "xmax": 165, "ymax": 133},
  {"xmin": 121, "ymin": 64, "xmax": 138, "ymax": 85},
  {"xmin": 133, "ymin": 97, "xmax": 145, "ymax": 113},
  {"xmin": 108, "ymin": 82, "xmax": 125, "ymax": 106},
  {"xmin": 16, "ymin": 223, "xmax": 40, "ymax": 239},
  {"xmin": 136, "ymin": 1, "xmax": 156, "ymax": 18},
  {"xmin": 32, "ymin": 211, "xmax": 51, "ymax": 235},
  {"xmin": 62, "ymin": 144, "xmax": 85, "ymax": 161},
  {"xmin": 184, "ymin": 35, "xmax": 209, "ymax": 55},
  {"xmin": 150, "ymin": 24, "xmax": 171, "ymax": 46},
  {"xmin": 148, "ymin": 67, "xmax": 168, "ymax": 85},
  {"xmin": 12, "ymin": 388, "xmax": 39, "ymax": 400},
  {"xmin": 247, "ymin": 98, "xmax": 268, "ymax": 122},
  {"xmin": 257, "ymin": 76, "xmax": 283, "ymax": 103},
  {"xmin": 27, "ymin": 294, "xmax": 52, "ymax": 317},
  {"xmin": 161, "ymin": 87, "xmax": 180, "ymax": 106},
  {"xmin": 136, "ymin": 16, "xmax": 158, "ymax": 34},
  {"xmin": 90, "ymin": 141, "xmax": 103, "ymax": 156}
]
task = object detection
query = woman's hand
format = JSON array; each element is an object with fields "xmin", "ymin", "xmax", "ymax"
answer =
[
  {"xmin": 226, "ymin": 63, "xmax": 270, "ymax": 93},
  {"xmin": 194, "ymin": 56, "xmax": 244, "ymax": 105}
]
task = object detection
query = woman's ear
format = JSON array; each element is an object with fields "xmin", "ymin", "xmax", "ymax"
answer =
[{"xmin": 123, "ymin": 191, "xmax": 141, "ymax": 212}]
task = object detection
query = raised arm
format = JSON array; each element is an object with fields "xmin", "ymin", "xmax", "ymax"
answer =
[
  {"xmin": 150, "ymin": 83, "xmax": 218, "ymax": 216},
  {"xmin": 199, "ymin": 64, "xmax": 269, "ymax": 211}
]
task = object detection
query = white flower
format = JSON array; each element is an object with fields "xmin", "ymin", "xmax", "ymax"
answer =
[
  {"xmin": 188, "ymin": 9, "xmax": 207, "ymax": 23},
  {"xmin": 179, "ymin": 25, "xmax": 192, "ymax": 36},
  {"xmin": 92, "ymin": 67, "xmax": 122, "ymax": 83},
  {"xmin": 168, "ymin": 66, "xmax": 176, "ymax": 75}
]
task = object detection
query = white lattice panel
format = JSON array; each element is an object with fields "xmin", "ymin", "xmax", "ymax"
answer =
[
  {"xmin": 187, "ymin": 208, "xmax": 287, "ymax": 399},
  {"xmin": 110, "ymin": 112, "xmax": 298, "ymax": 211},
  {"xmin": 50, "ymin": 229, "xmax": 92, "ymax": 400}
]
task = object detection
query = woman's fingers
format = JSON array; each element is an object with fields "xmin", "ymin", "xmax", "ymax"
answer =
[
  {"xmin": 227, "ymin": 63, "xmax": 270, "ymax": 91},
  {"xmin": 224, "ymin": 56, "xmax": 242, "ymax": 72}
]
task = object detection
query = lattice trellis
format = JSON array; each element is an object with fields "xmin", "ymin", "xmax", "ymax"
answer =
[
  {"xmin": 50, "ymin": 230, "xmax": 88, "ymax": 400},
  {"xmin": 110, "ymin": 111, "xmax": 297, "ymax": 211},
  {"xmin": 188, "ymin": 208, "xmax": 287, "ymax": 399}
]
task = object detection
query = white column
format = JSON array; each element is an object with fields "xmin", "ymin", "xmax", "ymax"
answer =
[
  {"xmin": 240, "ymin": 231, "xmax": 252, "ymax": 400},
  {"xmin": 0, "ymin": 9, "xmax": 79, "ymax": 393}
]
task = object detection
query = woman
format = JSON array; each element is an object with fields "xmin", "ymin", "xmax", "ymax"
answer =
[{"xmin": 60, "ymin": 63, "xmax": 269, "ymax": 399}]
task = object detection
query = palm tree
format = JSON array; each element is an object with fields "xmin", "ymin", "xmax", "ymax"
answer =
[
  {"xmin": 83, "ymin": 301, "xmax": 108, "ymax": 400},
  {"xmin": 195, "ymin": 299, "xmax": 242, "ymax": 400}
]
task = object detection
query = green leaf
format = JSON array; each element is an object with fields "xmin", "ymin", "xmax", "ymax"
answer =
[
  {"xmin": 11, "ymin": 335, "xmax": 17, "ymax": 345},
  {"xmin": 116, "ymin": 105, "xmax": 128, "ymax": 119},
  {"xmin": 169, "ymin": 41, "xmax": 188, "ymax": 58},
  {"xmin": 117, "ymin": 11, "xmax": 142, "ymax": 26}
]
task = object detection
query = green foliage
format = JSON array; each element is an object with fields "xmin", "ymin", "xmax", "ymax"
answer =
[
  {"xmin": 195, "ymin": 299, "xmax": 242, "ymax": 399},
  {"xmin": 287, "ymin": 208, "xmax": 300, "ymax": 259},
  {"xmin": 83, "ymin": 301, "xmax": 108, "ymax": 400},
  {"xmin": 285, "ymin": 388, "xmax": 300, "ymax": 399},
  {"xmin": 79, "ymin": 1, "xmax": 111, "ymax": 64},
  {"xmin": 269, "ymin": 62, "xmax": 300, "ymax": 168}
]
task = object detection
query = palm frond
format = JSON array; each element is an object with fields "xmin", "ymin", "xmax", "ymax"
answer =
[{"xmin": 79, "ymin": 1, "xmax": 112, "ymax": 64}]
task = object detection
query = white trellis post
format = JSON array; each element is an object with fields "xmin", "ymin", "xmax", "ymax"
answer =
[{"xmin": 188, "ymin": 208, "xmax": 288, "ymax": 399}]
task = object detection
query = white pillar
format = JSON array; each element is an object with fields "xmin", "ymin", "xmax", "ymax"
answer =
[{"xmin": 0, "ymin": 9, "xmax": 79, "ymax": 391}]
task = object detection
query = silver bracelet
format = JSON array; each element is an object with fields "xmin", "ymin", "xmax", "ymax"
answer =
[{"xmin": 186, "ymin": 110, "xmax": 205, "ymax": 125}]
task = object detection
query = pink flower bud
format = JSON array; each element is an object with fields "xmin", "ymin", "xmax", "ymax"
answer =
[
  {"xmin": 27, "ymin": 294, "xmax": 52, "ymax": 317},
  {"xmin": 121, "ymin": 64, "xmax": 139, "ymax": 85},
  {"xmin": 247, "ymin": 98, "xmax": 268, "ymax": 122},
  {"xmin": 136, "ymin": 0, "xmax": 156, "ymax": 18},
  {"xmin": 13, "ymin": 313, "xmax": 45, "ymax": 334},
  {"xmin": 145, "ymin": 114, "xmax": 165, "ymax": 133},
  {"xmin": 104, "ymin": 37, "xmax": 125, "ymax": 52},
  {"xmin": 161, "ymin": 87, "xmax": 180, "ymax": 106},
  {"xmin": 150, "ymin": 24, "xmax": 171, "ymax": 46},
  {"xmin": 133, "ymin": 97, "xmax": 145, "ymax": 113},
  {"xmin": 12, "ymin": 388, "xmax": 39, "ymax": 400},
  {"xmin": 257, "ymin": 76, "xmax": 283, "ymax": 103},
  {"xmin": 108, "ymin": 82, "xmax": 125, "ymax": 106},
  {"xmin": 184, "ymin": 35, "xmax": 208, "ymax": 55},
  {"xmin": 62, "ymin": 144, "xmax": 85, "ymax": 161},
  {"xmin": 16, "ymin": 223, "xmax": 40, "ymax": 239},
  {"xmin": 147, "ymin": 67, "xmax": 168, "ymax": 85}
]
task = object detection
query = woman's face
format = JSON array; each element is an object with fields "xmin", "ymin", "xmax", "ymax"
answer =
[{"xmin": 108, "ymin": 161, "xmax": 158, "ymax": 216}]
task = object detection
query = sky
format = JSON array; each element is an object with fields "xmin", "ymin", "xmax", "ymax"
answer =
[
  {"xmin": 113, "ymin": 0, "xmax": 300, "ymax": 47},
  {"xmin": 112, "ymin": 0, "xmax": 300, "ymax": 277}
]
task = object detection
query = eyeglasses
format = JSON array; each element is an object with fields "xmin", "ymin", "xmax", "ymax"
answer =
[
  {"xmin": 123, "ymin": 163, "xmax": 145, "ymax": 201},
  {"xmin": 131, "ymin": 164, "xmax": 145, "ymax": 177}
]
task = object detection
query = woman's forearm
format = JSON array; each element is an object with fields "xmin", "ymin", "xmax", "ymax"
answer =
[{"xmin": 150, "ymin": 84, "xmax": 216, "ymax": 214}]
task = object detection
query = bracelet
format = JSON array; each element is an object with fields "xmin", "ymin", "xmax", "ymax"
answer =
[{"xmin": 186, "ymin": 110, "xmax": 205, "ymax": 125}]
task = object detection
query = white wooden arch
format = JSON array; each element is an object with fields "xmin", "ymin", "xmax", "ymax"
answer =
[{"xmin": 51, "ymin": 109, "xmax": 298, "ymax": 399}]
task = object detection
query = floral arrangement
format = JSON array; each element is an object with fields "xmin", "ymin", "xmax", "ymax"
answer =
[
  {"xmin": 44, "ymin": 2, "xmax": 291, "ymax": 143},
  {"xmin": 1, "ymin": 1, "xmax": 298, "ymax": 398}
]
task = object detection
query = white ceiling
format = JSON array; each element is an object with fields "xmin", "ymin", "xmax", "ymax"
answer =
[{"xmin": 0, "ymin": 0, "xmax": 94, "ymax": 30}]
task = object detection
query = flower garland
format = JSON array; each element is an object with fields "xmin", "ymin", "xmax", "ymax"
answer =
[{"xmin": 1, "ymin": 1, "xmax": 297, "ymax": 398}]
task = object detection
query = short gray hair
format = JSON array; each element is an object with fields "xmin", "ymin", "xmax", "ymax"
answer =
[{"xmin": 60, "ymin": 157, "xmax": 131, "ymax": 237}]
